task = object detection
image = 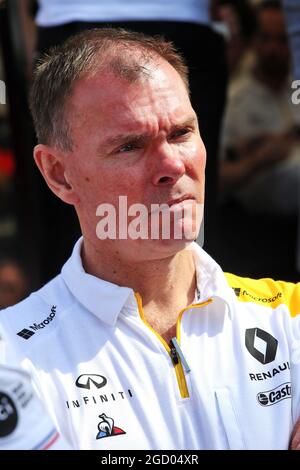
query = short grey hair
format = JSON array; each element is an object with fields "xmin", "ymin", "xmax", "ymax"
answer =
[{"xmin": 29, "ymin": 28, "xmax": 189, "ymax": 152}]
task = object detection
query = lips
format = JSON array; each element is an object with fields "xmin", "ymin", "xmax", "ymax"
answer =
[{"xmin": 166, "ymin": 195, "xmax": 196, "ymax": 207}]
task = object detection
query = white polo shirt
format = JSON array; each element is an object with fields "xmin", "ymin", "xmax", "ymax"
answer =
[
  {"xmin": 0, "ymin": 364, "xmax": 71, "ymax": 450},
  {"xmin": 1, "ymin": 239, "xmax": 300, "ymax": 449}
]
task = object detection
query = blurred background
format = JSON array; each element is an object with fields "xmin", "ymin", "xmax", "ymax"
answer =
[{"xmin": 0, "ymin": 0, "xmax": 299, "ymax": 309}]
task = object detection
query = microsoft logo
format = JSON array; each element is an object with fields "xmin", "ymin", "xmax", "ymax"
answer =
[
  {"xmin": 16, "ymin": 306, "xmax": 57, "ymax": 340},
  {"xmin": 17, "ymin": 329, "xmax": 35, "ymax": 340},
  {"xmin": 233, "ymin": 287, "xmax": 241, "ymax": 297}
]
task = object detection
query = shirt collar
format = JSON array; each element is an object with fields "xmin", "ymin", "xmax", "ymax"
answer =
[
  {"xmin": 187, "ymin": 242, "xmax": 236, "ymax": 320},
  {"xmin": 61, "ymin": 238, "xmax": 235, "ymax": 325},
  {"xmin": 61, "ymin": 237, "xmax": 133, "ymax": 326}
]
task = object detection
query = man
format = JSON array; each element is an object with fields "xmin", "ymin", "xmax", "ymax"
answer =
[
  {"xmin": 220, "ymin": 0, "xmax": 300, "ymax": 216},
  {"xmin": 1, "ymin": 28, "xmax": 300, "ymax": 450},
  {"xmin": 19, "ymin": 0, "xmax": 227, "ymax": 281},
  {"xmin": 0, "ymin": 259, "xmax": 28, "ymax": 309}
]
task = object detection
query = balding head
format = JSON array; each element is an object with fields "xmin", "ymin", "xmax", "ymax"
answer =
[{"xmin": 30, "ymin": 28, "xmax": 189, "ymax": 152}]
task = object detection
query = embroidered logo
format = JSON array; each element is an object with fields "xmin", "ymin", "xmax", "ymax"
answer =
[{"xmin": 96, "ymin": 413, "xmax": 126, "ymax": 440}]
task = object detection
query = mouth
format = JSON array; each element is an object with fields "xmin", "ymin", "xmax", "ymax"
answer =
[{"xmin": 166, "ymin": 195, "xmax": 196, "ymax": 207}]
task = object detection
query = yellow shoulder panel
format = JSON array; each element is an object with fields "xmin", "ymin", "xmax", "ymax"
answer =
[{"xmin": 225, "ymin": 272, "xmax": 300, "ymax": 317}]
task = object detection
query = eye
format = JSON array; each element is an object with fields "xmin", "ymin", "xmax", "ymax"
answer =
[
  {"xmin": 117, "ymin": 142, "xmax": 140, "ymax": 153},
  {"xmin": 170, "ymin": 128, "xmax": 192, "ymax": 141}
]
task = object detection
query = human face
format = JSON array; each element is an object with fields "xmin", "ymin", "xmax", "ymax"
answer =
[
  {"xmin": 256, "ymin": 9, "xmax": 290, "ymax": 77},
  {"xmin": 0, "ymin": 264, "xmax": 26, "ymax": 308},
  {"xmin": 64, "ymin": 59, "xmax": 206, "ymax": 262}
]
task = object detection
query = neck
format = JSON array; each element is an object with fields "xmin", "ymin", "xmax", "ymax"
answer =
[
  {"xmin": 82, "ymin": 238, "xmax": 196, "ymax": 301},
  {"xmin": 81, "ymin": 238, "xmax": 197, "ymax": 339}
]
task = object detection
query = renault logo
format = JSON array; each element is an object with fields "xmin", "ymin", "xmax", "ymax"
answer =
[
  {"xmin": 245, "ymin": 328, "xmax": 278, "ymax": 364},
  {"xmin": 75, "ymin": 374, "xmax": 107, "ymax": 390}
]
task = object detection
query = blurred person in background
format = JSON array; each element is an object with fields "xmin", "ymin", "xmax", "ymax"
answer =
[
  {"xmin": 213, "ymin": 0, "xmax": 256, "ymax": 79},
  {"xmin": 220, "ymin": 0, "xmax": 300, "ymax": 216},
  {"xmin": 0, "ymin": 259, "xmax": 28, "ymax": 309},
  {"xmin": 215, "ymin": 0, "xmax": 300, "ymax": 281}
]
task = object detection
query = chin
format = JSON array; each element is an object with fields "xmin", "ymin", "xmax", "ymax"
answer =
[
  {"xmin": 143, "ymin": 234, "xmax": 197, "ymax": 259},
  {"xmin": 160, "ymin": 237, "xmax": 195, "ymax": 251}
]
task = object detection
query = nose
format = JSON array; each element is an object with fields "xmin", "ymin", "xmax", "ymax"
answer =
[{"xmin": 151, "ymin": 143, "xmax": 186, "ymax": 186}]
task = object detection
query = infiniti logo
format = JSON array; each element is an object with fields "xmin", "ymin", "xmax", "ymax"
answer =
[
  {"xmin": 245, "ymin": 328, "xmax": 278, "ymax": 364},
  {"xmin": 75, "ymin": 374, "xmax": 107, "ymax": 390}
]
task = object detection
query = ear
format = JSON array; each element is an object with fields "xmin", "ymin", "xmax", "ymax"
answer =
[{"xmin": 34, "ymin": 144, "xmax": 79, "ymax": 205}]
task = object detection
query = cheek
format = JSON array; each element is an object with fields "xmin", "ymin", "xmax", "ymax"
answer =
[
  {"xmin": 198, "ymin": 141, "xmax": 207, "ymax": 169},
  {"xmin": 78, "ymin": 165, "xmax": 144, "ymax": 208},
  {"xmin": 184, "ymin": 139, "xmax": 206, "ymax": 177}
]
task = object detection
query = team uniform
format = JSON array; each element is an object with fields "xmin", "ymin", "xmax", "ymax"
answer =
[
  {"xmin": 0, "ymin": 363, "xmax": 71, "ymax": 450},
  {"xmin": 1, "ymin": 238, "xmax": 300, "ymax": 449}
]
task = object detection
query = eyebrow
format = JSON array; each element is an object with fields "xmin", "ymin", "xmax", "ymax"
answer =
[{"xmin": 101, "ymin": 116, "xmax": 197, "ymax": 151}]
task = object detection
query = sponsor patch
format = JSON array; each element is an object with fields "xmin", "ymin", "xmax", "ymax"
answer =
[{"xmin": 257, "ymin": 382, "xmax": 291, "ymax": 407}]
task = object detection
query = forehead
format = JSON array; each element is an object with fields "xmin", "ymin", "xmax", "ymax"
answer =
[{"xmin": 67, "ymin": 60, "xmax": 193, "ymax": 140}]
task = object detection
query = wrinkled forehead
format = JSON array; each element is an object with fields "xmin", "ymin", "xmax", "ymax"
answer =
[
  {"xmin": 75, "ymin": 52, "xmax": 186, "ymax": 92},
  {"xmin": 67, "ymin": 58, "xmax": 190, "ymax": 123}
]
